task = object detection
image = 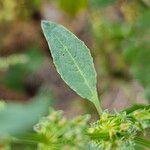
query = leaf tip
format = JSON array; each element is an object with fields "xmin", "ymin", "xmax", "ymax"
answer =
[
  {"xmin": 41, "ymin": 20, "xmax": 48, "ymax": 29},
  {"xmin": 41, "ymin": 20, "xmax": 58, "ymax": 34}
]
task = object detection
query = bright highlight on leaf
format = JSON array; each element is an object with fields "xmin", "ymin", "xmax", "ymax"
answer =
[{"xmin": 41, "ymin": 20, "xmax": 102, "ymax": 114}]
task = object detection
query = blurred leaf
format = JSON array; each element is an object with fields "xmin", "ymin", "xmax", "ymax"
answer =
[
  {"xmin": 0, "ymin": 0, "xmax": 16, "ymax": 21},
  {"xmin": 0, "ymin": 0, "xmax": 42, "ymax": 21},
  {"xmin": 87, "ymin": 144, "xmax": 100, "ymax": 150},
  {"xmin": 141, "ymin": 0, "xmax": 150, "ymax": 7},
  {"xmin": 0, "ymin": 88, "xmax": 52, "ymax": 136},
  {"xmin": 0, "ymin": 46, "xmax": 44, "ymax": 91},
  {"xmin": 1, "ymin": 64, "xmax": 27, "ymax": 91},
  {"xmin": 13, "ymin": 133, "xmax": 48, "ymax": 145},
  {"xmin": 58, "ymin": 0, "xmax": 88, "ymax": 16},
  {"xmin": 29, "ymin": 0, "xmax": 41, "ymax": 10},
  {"xmin": 134, "ymin": 137, "xmax": 150, "ymax": 149},
  {"xmin": 11, "ymin": 144, "xmax": 36, "ymax": 150},
  {"xmin": 25, "ymin": 46, "xmax": 44, "ymax": 72},
  {"xmin": 122, "ymin": 104, "xmax": 150, "ymax": 114},
  {"xmin": 136, "ymin": 11, "xmax": 150, "ymax": 29},
  {"xmin": 0, "ymin": 54, "xmax": 28, "ymax": 71},
  {"xmin": 121, "ymin": 147, "xmax": 135, "ymax": 150},
  {"xmin": 145, "ymin": 88, "xmax": 150, "ymax": 101},
  {"xmin": 124, "ymin": 10, "xmax": 150, "ymax": 102},
  {"xmin": 41, "ymin": 21, "xmax": 102, "ymax": 114},
  {"xmin": 89, "ymin": 0, "xmax": 114, "ymax": 9}
]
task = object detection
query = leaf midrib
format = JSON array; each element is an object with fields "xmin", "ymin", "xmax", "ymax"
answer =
[{"xmin": 53, "ymin": 34, "xmax": 95, "ymax": 99}]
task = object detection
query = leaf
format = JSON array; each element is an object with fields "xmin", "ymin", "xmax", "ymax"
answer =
[
  {"xmin": 41, "ymin": 21, "xmax": 101, "ymax": 114},
  {"xmin": 134, "ymin": 137, "xmax": 150, "ymax": 149},
  {"xmin": 122, "ymin": 104, "xmax": 150, "ymax": 114},
  {"xmin": 0, "ymin": 88, "xmax": 52, "ymax": 136}
]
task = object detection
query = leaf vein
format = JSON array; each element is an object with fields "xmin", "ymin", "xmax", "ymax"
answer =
[{"xmin": 53, "ymin": 35, "xmax": 95, "ymax": 98}]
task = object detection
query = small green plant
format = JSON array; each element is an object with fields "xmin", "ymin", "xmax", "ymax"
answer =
[
  {"xmin": 34, "ymin": 110, "xmax": 90, "ymax": 149},
  {"xmin": 88, "ymin": 109, "xmax": 150, "ymax": 149},
  {"xmin": 39, "ymin": 21, "xmax": 150, "ymax": 150}
]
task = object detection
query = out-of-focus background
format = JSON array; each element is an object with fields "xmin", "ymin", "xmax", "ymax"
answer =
[{"xmin": 0, "ymin": 0, "xmax": 149, "ymax": 148}]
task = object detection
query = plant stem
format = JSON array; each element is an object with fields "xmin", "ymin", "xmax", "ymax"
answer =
[{"xmin": 93, "ymin": 95, "xmax": 103, "ymax": 115}]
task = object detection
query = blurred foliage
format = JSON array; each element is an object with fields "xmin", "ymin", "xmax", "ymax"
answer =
[
  {"xmin": 0, "ymin": 46, "xmax": 44, "ymax": 91},
  {"xmin": 124, "ymin": 10, "xmax": 150, "ymax": 101},
  {"xmin": 0, "ymin": 0, "xmax": 16, "ymax": 21},
  {"xmin": 57, "ymin": 0, "xmax": 88, "ymax": 17},
  {"xmin": 11, "ymin": 144, "xmax": 36, "ymax": 150},
  {"xmin": 0, "ymin": 142, "xmax": 10, "ymax": 150},
  {"xmin": 123, "ymin": 104, "xmax": 150, "ymax": 114},
  {"xmin": 89, "ymin": 0, "xmax": 114, "ymax": 9},
  {"xmin": 0, "ymin": 54, "xmax": 28, "ymax": 71},
  {"xmin": 0, "ymin": 87, "xmax": 52, "ymax": 136},
  {"xmin": 0, "ymin": 101, "xmax": 6, "ymax": 111},
  {"xmin": 142, "ymin": 0, "xmax": 150, "ymax": 7},
  {"xmin": 89, "ymin": 0, "xmax": 150, "ymax": 102},
  {"xmin": 91, "ymin": 15, "xmax": 131, "ymax": 79},
  {"xmin": 0, "ymin": 0, "xmax": 41, "ymax": 22},
  {"xmin": 120, "ymin": 0, "xmax": 144, "ymax": 25}
]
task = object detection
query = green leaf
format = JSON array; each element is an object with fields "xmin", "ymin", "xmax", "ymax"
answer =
[
  {"xmin": 41, "ymin": 21, "xmax": 102, "ymax": 114},
  {"xmin": 0, "ymin": 88, "xmax": 52, "ymax": 136},
  {"xmin": 134, "ymin": 137, "xmax": 150, "ymax": 149},
  {"xmin": 122, "ymin": 104, "xmax": 150, "ymax": 114},
  {"xmin": 12, "ymin": 133, "xmax": 49, "ymax": 145}
]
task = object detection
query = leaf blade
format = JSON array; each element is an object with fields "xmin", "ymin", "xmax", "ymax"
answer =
[{"xmin": 41, "ymin": 21, "xmax": 101, "ymax": 113}]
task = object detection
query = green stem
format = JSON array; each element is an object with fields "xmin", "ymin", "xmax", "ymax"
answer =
[
  {"xmin": 134, "ymin": 137, "xmax": 150, "ymax": 149},
  {"xmin": 93, "ymin": 95, "xmax": 103, "ymax": 115}
]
